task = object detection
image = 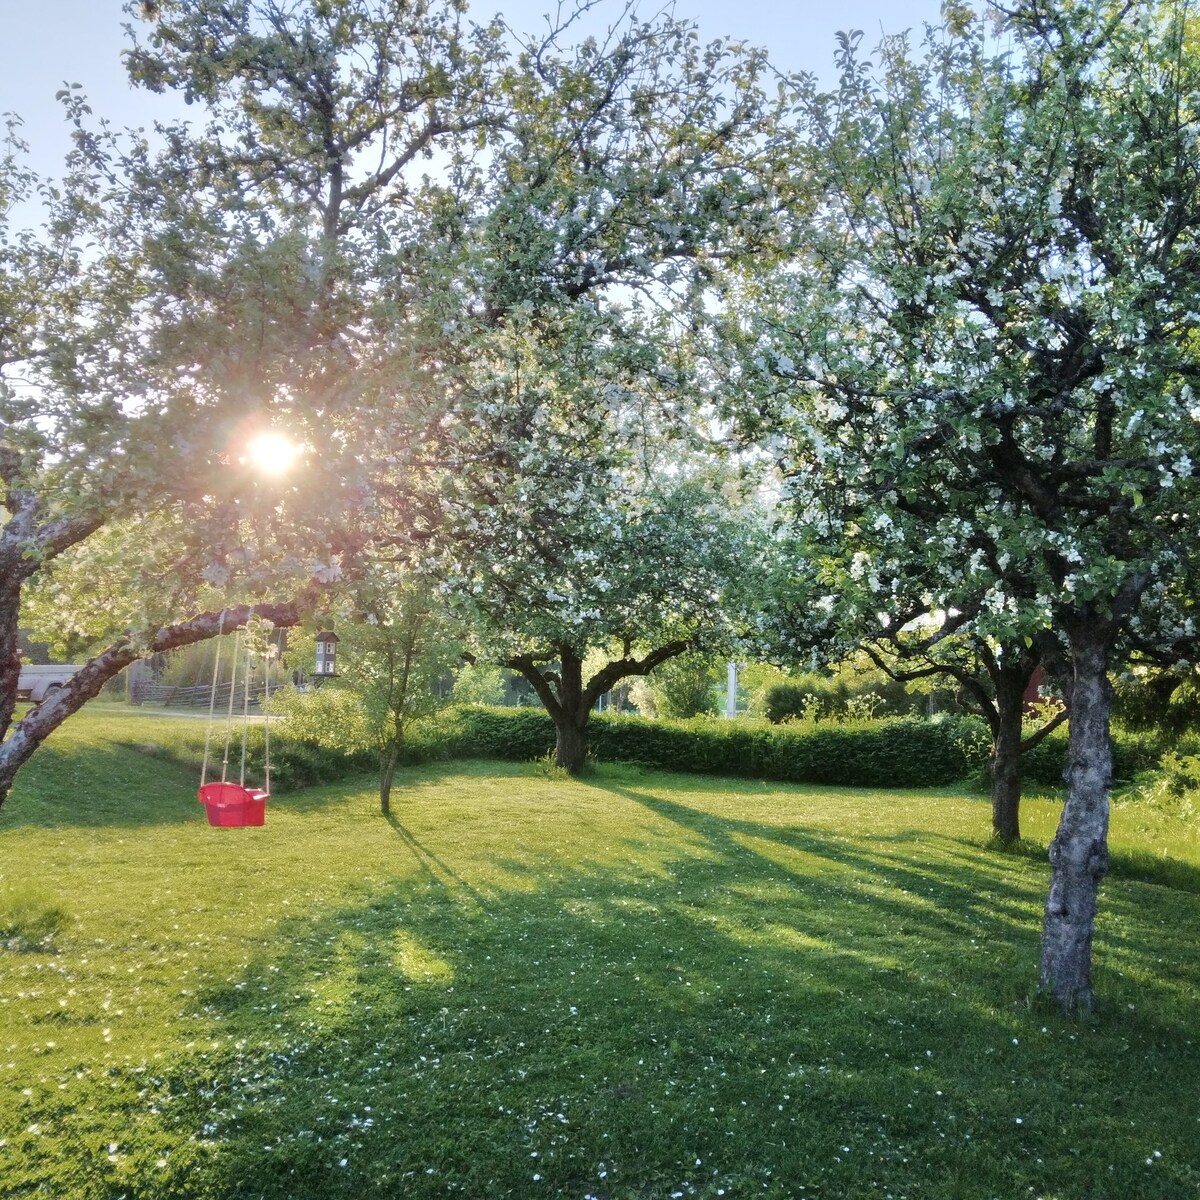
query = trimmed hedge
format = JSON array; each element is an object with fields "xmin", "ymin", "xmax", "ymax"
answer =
[
  {"xmin": 255, "ymin": 703, "xmax": 1166, "ymax": 793},
  {"xmin": 1019, "ymin": 725, "xmax": 1163, "ymax": 790},
  {"xmin": 404, "ymin": 707, "xmax": 990, "ymax": 789}
]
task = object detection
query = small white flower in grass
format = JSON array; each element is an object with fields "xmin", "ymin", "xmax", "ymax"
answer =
[
  {"xmin": 339, "ymin": 1159, "xmax": 348, "ymax": 1167},
  {"xmin": 1015, "ymin": 1118, "xmax": 1023, "ymax": 1125},
  {"xmin": 533, "ymin": 1174, "xmax": 541, "ymax": 1182}
]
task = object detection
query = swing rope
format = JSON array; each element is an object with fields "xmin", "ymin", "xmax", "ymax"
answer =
[
  {"xmin": 221, "ymin": 630, "xmax": 240, "ymax": 785},
  {"xmin": 239, "ymin": 637, "xmax": 251, "ymax": 788},
  {"xmin": 199, "ymin": 611, "xmax": 227, "ymax": 788},
  {"xmin": 262, "ymin": 642, "xmax": 272, "ymax": 797},
  {"xmin": 198, "ymin": 614, "xmax": 273, "ymax": 799}
]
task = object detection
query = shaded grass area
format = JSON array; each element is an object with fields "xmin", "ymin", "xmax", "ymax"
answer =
[{"xmin": 0, "ymin": 711, "xmax": 1198, "ymax": 1199}]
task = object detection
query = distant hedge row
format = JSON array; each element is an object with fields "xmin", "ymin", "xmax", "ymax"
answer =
[
  {"xmin": 402, "ymin": 707, "xmax": 991, "ymax": 789},
  {"xmin": 254, "ymin": 704, "xmax": 1164, "ymax": 793}
]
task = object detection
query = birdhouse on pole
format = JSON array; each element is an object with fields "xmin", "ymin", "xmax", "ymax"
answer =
[{"xmin": 314, "ymin": 631, "xmax": 340, "ymax": 680}]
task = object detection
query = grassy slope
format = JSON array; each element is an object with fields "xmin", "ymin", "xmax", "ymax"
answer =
[{"xmin": 0, "ymin": 710, "xmax": 1197, "ymax": 1200}]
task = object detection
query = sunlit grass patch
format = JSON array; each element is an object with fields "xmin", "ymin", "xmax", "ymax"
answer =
[{"xmin": 0, "ymin": 709, "xmax": 1198, "ymax": 1199}]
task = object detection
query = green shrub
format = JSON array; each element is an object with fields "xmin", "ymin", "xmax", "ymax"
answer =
[
  {"xmin": 232, "ymin": 725, "xmax": 376, "ymax": 791},
  {"xmin": 764, "ymin": 673, "xmax": 917, "ymax": 724},
  {"xmin": 266, "ymin": 685, "xmax": 375, "ymax": 753},
  {"xmin": 1118, "ymin": 751, "xmax": 1200, "ymax": 819},
  {"xmin": 450, "ymin": 664, "xmax": 507, "ymax": 707},
  {"xmin": 648, "ymin": 654, "xmax": 720, "ymax": 719},
  {"xmin": 236, "ymin": 701, "xmax": 1172, "ymax": 796}
]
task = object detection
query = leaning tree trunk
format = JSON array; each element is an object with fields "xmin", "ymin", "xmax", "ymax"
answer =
[
  {"xmin": 1038, "ymin": 630, "xmax": 1112, "ymax": 1012},
  {"xmin": 990, "ymin": 673, "xmax": 1027, "ymax": 843},
  {"xmin": 379, "ymin": 738, "xmax": 400, "ymax": 816},
  {"xmin": 0, "ymin": 574, "xmax": 24, "ymax": 747}
]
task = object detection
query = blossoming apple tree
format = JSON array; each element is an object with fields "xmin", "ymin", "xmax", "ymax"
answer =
[
  {"xmin": 373, "ymin": 12, "xmax": 777, "ymax": 773},
  {"xmin": 736, "ymin": 0, "xmax": 1200, "ymax": 1008}
]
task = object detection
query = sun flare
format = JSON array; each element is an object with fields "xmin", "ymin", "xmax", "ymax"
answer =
[{"xmin": 245, "ymin": 432, "xmax": 302, "ymax": 475}]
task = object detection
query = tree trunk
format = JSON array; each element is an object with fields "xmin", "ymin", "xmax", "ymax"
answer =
[
  {"xmin": 1038, "ymin": 630, "xmax": 1111, "ymax": 1013},
  {"xmin": 0, "ymin": 575, "xmax": 23, "ymax": 748},
  {"xmin": 553, "ymin": 649, "xmax": 589, "ymax": 774},
  {"xmin": 990, "ymin": 674, "xmax": 1026, "ymax": 842},
  {"xmin": 553, "ymin": 716, "xmax": 588, "ymax": 774},
  {"xmin": 505, "ymin": 640, "xmax": 693, "ymax": 778},
  {"xmin": 379, "ymin": 738, "xmax": 400, "ymax": 815}
]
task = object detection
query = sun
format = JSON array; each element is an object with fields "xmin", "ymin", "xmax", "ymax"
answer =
[{"xmin": 244, "ymin": 432, "xmax": 302, "ymax": 475}]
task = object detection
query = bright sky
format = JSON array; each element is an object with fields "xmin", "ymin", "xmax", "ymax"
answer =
[{"xmin": 0, "ymin": 0, "xmax": 944, "ymax": 182}]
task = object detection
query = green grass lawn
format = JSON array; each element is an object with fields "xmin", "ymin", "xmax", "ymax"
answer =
[{"xmin": 2, "ymin": 710, "xmax": 1198, "ymax": 1199}]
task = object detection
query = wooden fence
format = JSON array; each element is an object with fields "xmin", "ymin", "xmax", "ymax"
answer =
[{"xmin": 129, "ymin": 681, "xmax": 268, "ymax": 711}]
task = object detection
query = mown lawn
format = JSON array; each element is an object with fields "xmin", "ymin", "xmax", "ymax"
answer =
[{"xmin": 1, "ymin": 710, "xmax": 1198, "ymax": 1199}]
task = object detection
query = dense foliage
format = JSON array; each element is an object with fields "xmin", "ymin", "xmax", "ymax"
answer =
[{"xmin": 730, "ymin": 0, "xmax": 1200, "ymax": 1009}]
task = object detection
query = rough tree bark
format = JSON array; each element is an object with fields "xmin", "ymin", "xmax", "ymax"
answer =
[
  {"xmin": 1038, "ymin": 625, "xmax": 1113, "ymax": 1012},
  {"xmin": 985, "ymin": 659, "xmax": 1066, "ymax": 843},
  {"xmin": 989, "ymin": 671, "xmax": 1027, "ymax": 843},
  {"xmin": 0, "ymin": 602, "xmax": 304, "ymax": 812},
  {"xmin": 506, "ymin": 640, "xmax": 692, "ymax": 774}
]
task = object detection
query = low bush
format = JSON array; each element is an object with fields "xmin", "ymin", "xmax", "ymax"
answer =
[
  {"xmin": 1020, "ymin": 725, "xmax": 1163, "ymax": 790},
  {"xmin": 764, "ymin": 674, "xmax": 917, "ymax": 724},
  {"xmin": 223, "ymin": 725, "xmax": 376, "ymax": 792}
]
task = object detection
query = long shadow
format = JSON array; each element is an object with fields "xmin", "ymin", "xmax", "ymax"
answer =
[
  {"xmin": 607, "ymin": 783, "xmax": 1048, "ymax": 938},
  {"xmin": 1, "ymin": 739, "xmax": 369, "ymax": 830},
  {"xmin": 385, "ymin": 812, "xmax": 494, "ymax": 912},
  {"xmin": 1, "ymin": 742, "xmax": 200, "ymax": 829},
  {"xmin": 7, "ymin": 783, "xmax": 1200, "ymax": 1200},
  {"xmin": 599, "ymin": 781, "xmax": 1200, "ymax": 1013}
]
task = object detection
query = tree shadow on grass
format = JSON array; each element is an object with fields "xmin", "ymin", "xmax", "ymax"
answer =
[
  {"xmin": 606, "ymin": 783, "xmax": 1047, "ymax": 942},
  {"xmin": 385, "ymin": 813, "xmax": 495, "ymax": 913},
  {"xmin": 605, "ymin": 782, "xmax": 1200, "ymax": 1011},
  {"xmin": 6, "ymin": 763, "xmax": 1200, "ymax": 1200}
]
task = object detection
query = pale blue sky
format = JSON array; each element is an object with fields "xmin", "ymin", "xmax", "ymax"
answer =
[{"xmin": 0, "ymin": 0, "xmax": 945, "ymax": 181}]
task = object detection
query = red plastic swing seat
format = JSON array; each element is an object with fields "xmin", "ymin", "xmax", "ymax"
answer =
[{"xmin": 197, "ymin": 781, "xmax": 268, "ymax": 828}]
